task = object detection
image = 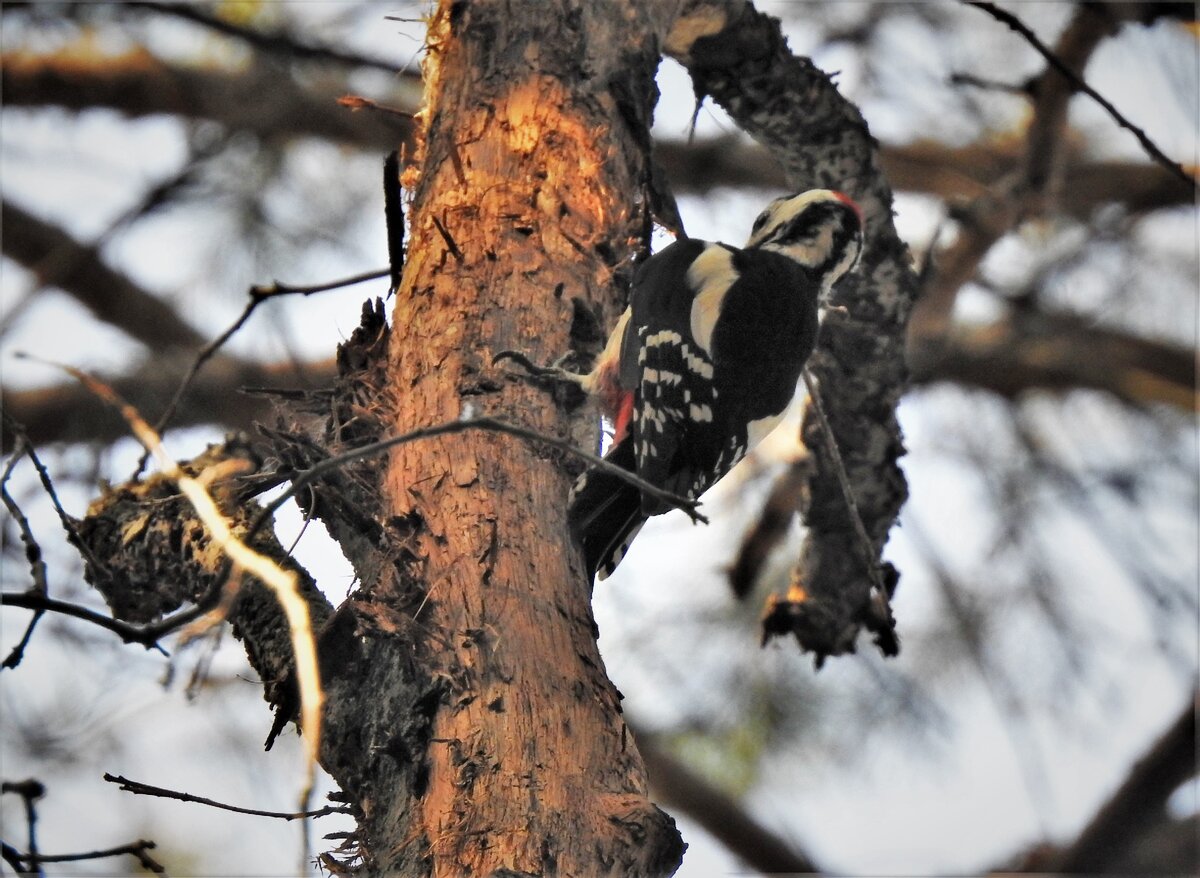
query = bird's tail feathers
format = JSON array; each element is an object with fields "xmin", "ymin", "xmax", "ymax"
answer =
[{"xmin": 568, "ymin": 439, "xmax": 647, "ymax": 581}]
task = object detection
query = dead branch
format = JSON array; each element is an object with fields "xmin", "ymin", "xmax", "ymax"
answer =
[
  {"xmin": 912, "ymin": 2, "xmax": 1120, "ymax": 341},
  {"xmin": 2, "ymin": 199, "xmax": 206, "ymax": 352},
  {"xmin": 2, "ymin": 779, "xmax": 44, "ymax": 874},
  {"xmin": 139, "ymin": 268, "xmax": 388, "ymax": 475},
  {"xmin": 250, "ymin": 415, "xmax": 707, "ymax": 541},
  {"xmin": 909, "ymin": 310, "xmax": 1197, "ymax": 411},
  {"xmin": 123, "ymin": 1, "xmax": 403, "ymax": 75},
  {"xmin": 637, "ymin": 731, "xmax": 820, "ymax": 875},
  {"xmin": 12, "ymin": 840, "xmax": 165, "ymax": 874},
  {"xmin": 965, "ymin": 1, "xmax": 1197, "ymax": 190},
  {"xmin": 1, "ymin": 50, "xmax": 415, "ymax": 153},
  {"xmin": 1050, "ymin": 693, "xmax": 1198, "ymax": 873},
  {"xmin": 655, "ymin": 136, "xmax": 1193, "ymax": 217},
  {"xmin": 49, "ymin": 361, "xmax": 327, "ymax": 776},
  {"xmin": 0, "ymin": 441, "xmax": 49, "ymax": 668},
  {"xmin": 1, "ymin": 355, "xmax": 337, "ymax": 451},
  {"xmin": 3, "ymin": 775, "xmax": 162, "ymax": 874},
  {"xmin": 104, "ymin": 773, "xmax": 351, "ymax": 821},
  {"xmin": 1, "ymin": 590, "xmax": 179, "ymax": 652},
  {"xmin": 7, "ymin": 45, "xmax": 1190, "ymax": 220}
]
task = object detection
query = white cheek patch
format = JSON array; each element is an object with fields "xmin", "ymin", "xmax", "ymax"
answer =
[{"xmin": 687, "ymin": 246, "xmax": 738, "ymax": 355}]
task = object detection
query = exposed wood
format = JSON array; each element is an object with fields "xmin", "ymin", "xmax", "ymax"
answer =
[{"xmin": 327, "ymin": 1, "xmax": 687, "ymax": 873}]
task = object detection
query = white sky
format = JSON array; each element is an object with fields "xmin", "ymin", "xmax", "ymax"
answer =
[{"xmin": 1, "ymin": 3, "xmax": 1197, "ymax": 876}]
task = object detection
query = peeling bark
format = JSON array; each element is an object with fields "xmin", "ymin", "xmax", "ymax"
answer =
[
  {"xmin": 363, "ymin": 2, "xmax": 688, "ymax": 872},
  {"xmin": 75, "ymin": 438, "xmax": 332, "ymax": 721}
]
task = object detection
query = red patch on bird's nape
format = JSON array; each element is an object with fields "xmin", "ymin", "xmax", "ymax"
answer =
[
  {"xmin": 612, "ymin": 392, "xmax": 635, "ymax": 444},
  {"xmin": 832, "ymin": 190, "xmax": 864, "ymax": 225}
]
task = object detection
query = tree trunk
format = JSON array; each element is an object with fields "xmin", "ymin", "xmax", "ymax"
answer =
[{"xmin": 323, "ymin": 1, "xmax": 686, "ymax": 874}]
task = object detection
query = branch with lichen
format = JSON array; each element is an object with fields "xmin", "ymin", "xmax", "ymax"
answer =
[{"xmin": 666, "ymin": 0, "xmax": 912, "ymax": 658}]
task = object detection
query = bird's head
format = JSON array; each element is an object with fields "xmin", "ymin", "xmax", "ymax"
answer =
[{"xmin": 745, "ymin": 189, "xmax": 864, "ymax": 291}]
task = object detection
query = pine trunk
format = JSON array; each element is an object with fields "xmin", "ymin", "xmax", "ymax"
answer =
[{"xmin": 333, "ymin": 1, "xmax": 686, "ymax": 874}]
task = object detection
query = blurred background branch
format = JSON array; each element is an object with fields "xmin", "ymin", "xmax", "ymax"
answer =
[{"xmin": 0, "ymin": 1, "xmax": 1195, "ymax": 875}]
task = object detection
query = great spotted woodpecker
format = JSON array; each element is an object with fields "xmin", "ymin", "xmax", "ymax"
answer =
[{"xmin": 497, "ymin": 189, "xmax": 864, "ymax": 580}]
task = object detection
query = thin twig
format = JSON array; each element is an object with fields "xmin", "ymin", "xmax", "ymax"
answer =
[
  {"xmin": 0, "ymin": 592, "xmax": 171, "ymax": 654},
  {"xmin": 249, "ymin": 268, "xmax": 390, "ymax": 299},
  {"xmin": 430, "ymin": 214, "xmax": 463, "ymax": 262},
  {"xmin": 2, "ymin": 779, "xmax": 44, "ymax": 877},
  {"xmin": 964, "ymin": 0, "xmax": 1198, "ymax": 190},
  {"xmin": 22, "ymin": 356, "xmax": 325, "ymax": 785},
  {"xmin": 247, "ymin": 415, "xmax": 706, "ymax": 544},
  {"xmin": 0, "ymin": 441, "xmax": 47, "ymax": 670},
  {"xmin": 137, "ymin": 267, "xmax": 389, "ymax": 477},
  {"xmin": 802, "ymin": 370, "xmax": 887, "ymax": 596},
  {"xmin": 104, "ymin": 774, "xmax": 349, "ymax": 822},
  {"xmin": 17, "ymin": 840, "xmax": 164, "ymax": 874},
  {"xmin": 337, "ymin": 94, "xmax": 417, "ymax": 120},
  {"xmin": 949, "ymin": 71, "xmax": 1030, "ymax": 96},
  {"xmin": 1, "ymin": 841, "xmax": 25, "ymax": 874},
  {"xmin": 124, "ymin": 1, "xmax": 402, "ymax": 75},
  {"xmin": 0, "ymin": 413, "xmax": 101, "ymax": 572}
]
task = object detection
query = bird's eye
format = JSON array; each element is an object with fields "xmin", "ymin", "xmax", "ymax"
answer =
[{"xmin": 750, "ymin": 212, "xmax": 769, "ymax": 234}]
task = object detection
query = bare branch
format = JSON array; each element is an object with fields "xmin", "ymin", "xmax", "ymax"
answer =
[
  {"xmin": 139, "ymin": 267, "xmax": 388, "ymax": 475},
  {"xmin": 1, "ymin": 355, "xmax": 337, "ymax": 450},
  {"xmin": 654, "ymin": 136, "xmax": 1193, "ymax": 217},
  {"xmin": 910, "ymin": 311, "xmax": 1197, "ymax": 411},
  {"xmin": 911, "ymin": 1, "xmax": 1119, "ymax": 340},
  {"xmin": 1, "ymin": 199, "xmax": 206, "ymax": 352},
  {"xmin": 965, "ymin": 1, "xmax": 1198, "ymax": 190},
  {"xmin": 1051, "ymin": 694, "xmax": 1198, "ymax": 873},
  {"xmin": 1, "ymin": 50, "xmax": 415, "ymax": 152},
  {"xmin": 0, "ymin": 440, "xmax": 49, "ymax": 669},
  {"xmin": 2, "ymin": 779, "xmax": 45, "ymax": 876},
  {"xmin": 104, "ymin": 773, "xmax": 350, "ymax": 821},
  {"xmin": 18, "ymin": 840, "xmax": 164, "ymax": 874},
  {"xmin": 41, "ymin": 359, "xmax": 326, "ymax": 781},
  {"xmin": 250, "ymin": 415, "xmax": 707, "ymax": 544},
  {"xmin": 1, "ymin": 591, "xmax": 173, "ymax": 653},
  {"xmin": 1, "ymin": 841, "xmax": 26, "ymax": 875},
  {"xmin": 637, "ymin": 732, "xmax": 820, "ymax": 875},
  {"xmin": 123, "ymin": 1, "xmax": 403, "ymax": 75},
  {"xmin": 249, "ymin": 268, "xmax": 390, "ymax": 299},
  {"xmin": 667, "ymin": 0, "xmax": 912, "ymax": 658}
]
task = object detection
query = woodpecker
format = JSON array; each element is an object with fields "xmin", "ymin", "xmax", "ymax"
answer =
[{"xmin": 496, "ymin": 189, "xmax": 864, "ymax": 580}]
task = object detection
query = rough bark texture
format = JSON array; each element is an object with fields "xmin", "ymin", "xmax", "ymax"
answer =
[
  {"xmin": 668, "ymin": 1, "xmax": 912, "ymax": 659},
  {"xmin": 74, "ymin": 438, "xmax": 332, "ymax": 720},
  {"xmin": 342, "ymin": 2, "xmax": 686, "ymax": 874}
]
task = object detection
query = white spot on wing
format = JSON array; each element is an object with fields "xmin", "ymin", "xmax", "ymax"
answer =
[
  {"xmin": 683, "ymin": 350, "xmax": 713, "ymax": 378},
  {"xmin": 646, "ymin": 330, "xmax": 683, "ymax": 346}
]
